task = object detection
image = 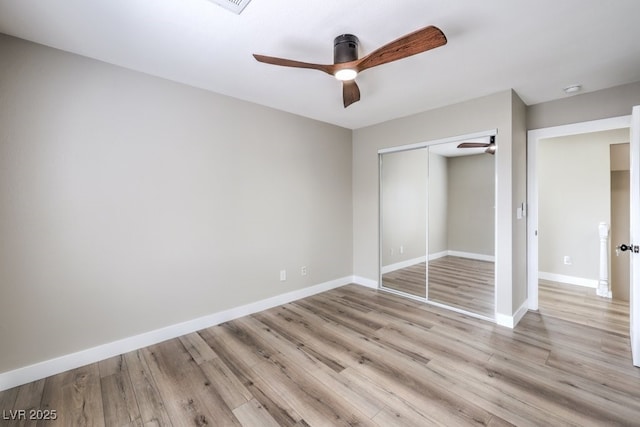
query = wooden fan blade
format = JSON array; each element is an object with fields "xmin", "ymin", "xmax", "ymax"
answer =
[
  {"xmin": 457, "ymin": 142, "xmax": 490, "ymax": 148},
  {"xmin": 343, "ymin": 80, "xmax": 361, "ymax": 108},
  {"xmin": 355, "ymin": 26, "xmax": 447, "ymax": 72},
  {"xmin": 253, "ymin": 54, "xmax": 335, "ymax": 75}
]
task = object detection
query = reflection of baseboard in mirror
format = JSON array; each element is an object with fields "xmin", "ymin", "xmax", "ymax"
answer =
[
  {"xmin": 429, "ymin": 250, "xmax": 494, "ymax": 262},
  {"xmin": 381, "ymin": 255, "xmax": 426, "ymax": 274}
]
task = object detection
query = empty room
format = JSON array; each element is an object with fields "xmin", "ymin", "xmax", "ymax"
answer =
[{"xmin": 2, "ymin": 1, "xmax": 640, "ymax": 425}]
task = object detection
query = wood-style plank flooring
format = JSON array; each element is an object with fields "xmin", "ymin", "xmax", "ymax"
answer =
[
  {"xmin": 1, "ymin": 281, "xmax": 638, "ymax": 426},
  {"xmin": 382, "ymin": 256, "xmax": 495, "ymax": 317}
]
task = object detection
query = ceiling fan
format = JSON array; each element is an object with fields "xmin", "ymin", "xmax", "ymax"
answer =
[
  {"xmin": 457, "ymin": 136, "xmax": 496, "ymax": 155},
  {"xmin": 253, "ymin": 25, "xmax": 447, "ymax": 108}
]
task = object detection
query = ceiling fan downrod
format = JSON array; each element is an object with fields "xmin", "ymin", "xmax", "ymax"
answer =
[{"xmin": 333, "ymin": 34, "xmax": 359, "ymax": 63}]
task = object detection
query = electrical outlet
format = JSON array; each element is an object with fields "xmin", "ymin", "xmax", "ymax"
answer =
[
  {"xmin": 400, "ymin": 245, "xmax": 404, "ymax": 254},
  {"xmin": 563, "ymin": 256, "xmax": 572, "ymax": 265},
  {"xmin": 280, "ymin": 270, "xmax": 286, "ymax": 281},
  {"xmin": 301, "ymin": 266, "xmax": 308, "ymax": 276}
]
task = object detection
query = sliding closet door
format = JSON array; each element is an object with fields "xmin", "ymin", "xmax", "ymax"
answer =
[
  {"xmin": 427, "ymin": 142, "xmax": 495, "ymax": 318},
  {"xmin": 378, "ymin": 133, "xmax": 496, "ymax": 319}
]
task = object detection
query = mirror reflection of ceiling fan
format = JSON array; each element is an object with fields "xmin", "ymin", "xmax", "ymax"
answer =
[
  {"xmin": 253, "ymin": 25, "xmax": 447, "ymax": 108},
  {"xmin": 457, "ymin": 136, "xmax": 496, "ymax": 155}
]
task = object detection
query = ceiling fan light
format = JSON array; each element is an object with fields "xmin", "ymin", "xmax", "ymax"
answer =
[{"xmin": 334, "ymin": 69, "xmax": 358, "ymax": 81}]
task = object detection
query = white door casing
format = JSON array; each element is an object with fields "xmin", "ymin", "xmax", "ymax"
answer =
[{"xmin": 629, "ymin": 106, "xmax": 640, "ymax": 367}]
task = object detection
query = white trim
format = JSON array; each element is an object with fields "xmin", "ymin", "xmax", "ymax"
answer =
[
  {"xmin": 0, "ymin": 276, "xmax": 353, "ymax": 392},
  {"xmin": 630, "ymin": 106, "xmax": 640, "ymax": 367},
  {"xmin": 428, "ymin": 250, "xmax": 495, "ymax": 262},
  {"xmin": 447, "ymin": 250, "xmax": 495, "ymax": 263},
  {"xmin": 538, "ymin": 272, "xmax": 598, "ymax": 288},
  {"xmin": 423, "ymin": 250, "xmax": 496, "ymax": 263},
  {"xmin": 495, "ymin": 312, "xmax": 513, "ymax": 328},
  {"xmin": 352, "ymin": 275, "xmax": 379, "ymax": 289},
  {"xmin": 495, "ymin": 300, "xmax": 529, "ymax": 329},
  {"xmin": 428, "ymin": 250, "xmax": 448, "ymax": 261},
  {"xmin": 527, "ymin": 115, "xmax": 632, "ymax": 311},
  {"xmin": 381, "ymin": 256, "xmax": 426, "ymax": 274},
  {"xmin": 512, "ymin": 300, "xmax": 529, "ymax": 327},
  {"xmin": 378, "ymin": 129, "xmax": 498, "ymax": 154}
]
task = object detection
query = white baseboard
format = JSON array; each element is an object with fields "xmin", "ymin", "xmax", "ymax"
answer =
[
  {"xmin": 538, "ymin": 272, "xmax": 598, "ymax": 288},
  {"xmin": 428, "ymin": 250, "xmax": 449, "ymax": 261},
  {"xmin": 513, "ymin": 300, "xmax": 529, "ymax": 327},
  {"xmin": 381, "ymin": 256, "xmax": 426, "ymax": 274},
  {"xmin": 447, "ymin": 250, "xmax": 495, "ymax": 262},
  {"xmin": 495, "ymin": 300, "xmax": 529, "ymax": 329},
  {"xmin": 351, "ymin": 275, "xmax": 378, "ymax": 289},
  {"xmin": 0, "ymin": 276, "xmax": 353, "ymax": 392}
]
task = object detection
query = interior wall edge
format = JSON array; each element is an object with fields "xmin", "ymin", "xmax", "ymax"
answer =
[{"xmin": 495, "ymin": 299, "xmax": 528, "ymax": 328}]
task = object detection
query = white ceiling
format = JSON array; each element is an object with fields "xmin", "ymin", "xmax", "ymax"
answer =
[{"xmin": 1, "ymin": 0, "xmax": 640, "ymax": 129}]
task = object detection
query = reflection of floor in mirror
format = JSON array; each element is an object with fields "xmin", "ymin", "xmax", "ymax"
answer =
[
  {"xmin": 382, "ymin": 256, "xmax": 494, "ymax": 317},
  {"xmin": 381, "ymin": 262, "xmax": 426, "ymax": 297}
]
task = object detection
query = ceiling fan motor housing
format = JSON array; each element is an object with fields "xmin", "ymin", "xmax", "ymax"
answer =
[{"xmin": 334, "ymin": 34, "xmax": 359, "ymax": 64}]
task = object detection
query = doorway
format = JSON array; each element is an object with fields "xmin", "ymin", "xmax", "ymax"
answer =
[{"xmin": 527, "ymin": 116, "xmax": 632, "ymax": 310}]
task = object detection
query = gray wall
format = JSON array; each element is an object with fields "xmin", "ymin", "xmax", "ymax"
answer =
[
  {"xmin": 380, "ymin": 148, "xmax": 427, "ymax": 266},
  {"xmin": 380, "ymin": 149, "xmax": 495, "ymax": 267},
  {"xmin": 527, "ymin": 81, "xmax": 640, "ymax": 130},
  {"xmin": 428, "ymin": 152, "xmax": 448, "ymax": 255},
  {"xmin": 538, "ymin": 129, "xmax": 629, "ymax": 280},
  {"xmin": 0, "ymin": 34, "xmax": 353, "ymax": 374},
  {"xmin": 446, "ymin": 154, "xmax": 495, "ymax": 256},
  {"xmin": 527, "ymin": 81, "xmax": 640, "ymax": 310}
]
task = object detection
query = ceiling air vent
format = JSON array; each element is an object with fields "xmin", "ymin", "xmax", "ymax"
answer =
[{"xmin": 208, "ymin": 0, "xmax": 252, "ymax": 14}]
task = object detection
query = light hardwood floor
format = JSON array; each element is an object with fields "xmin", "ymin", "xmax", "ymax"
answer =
[
  {"xmin": 1, "ymin": 281, "xmax": 638, "ymax": 426},
  {"xmin": 382, "ymin": 256, "xmax": 495, "ymax": 317}
]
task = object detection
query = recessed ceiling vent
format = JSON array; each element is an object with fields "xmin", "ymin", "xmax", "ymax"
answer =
[{"xmin": 208, "ymin": 0, "xmax": 252, "ymax": 14}]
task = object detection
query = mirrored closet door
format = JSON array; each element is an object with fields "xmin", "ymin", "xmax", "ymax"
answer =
[
  {"xmin": 379, "ymin": 148, "xmax": 428, "ymax": 298},
  {"xmin": 379, "ymin": 134, "xmax": 496, "ymax": 319}
]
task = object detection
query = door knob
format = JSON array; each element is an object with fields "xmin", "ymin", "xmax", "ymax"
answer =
[
  {"xmin": 616, "ymin": 243, "xmax": 639, "ymax": 256},
  {"xmin": 616, "ymin": 244, "xmax": 629, "ymax": 256}
]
